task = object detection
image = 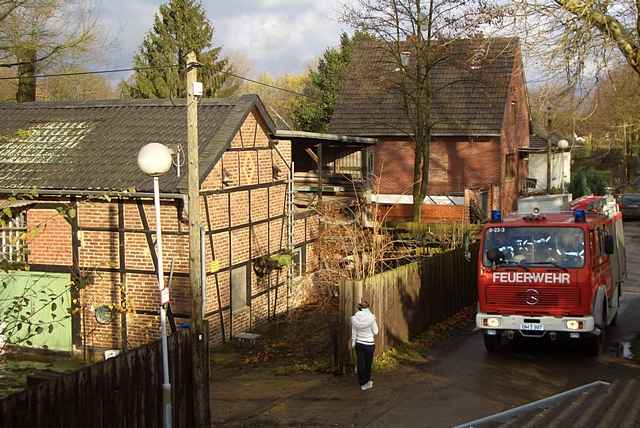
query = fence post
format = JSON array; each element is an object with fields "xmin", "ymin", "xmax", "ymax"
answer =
[
  {"xmin": 336, "ymin": 279, "xmax": 349, "ymax": 374},
  {"xmin": 194, "ymin": 321, "xmax": 210, "ymax": 426},
  {"xmin": 337, "ymin": 279, "xmax": 362, "ymax": 373}
]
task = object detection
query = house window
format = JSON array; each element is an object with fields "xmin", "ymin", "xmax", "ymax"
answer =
[
  {"xmin": 231, "ymin": 265, "xmax": 248, "ymax": 312},
  {"xmin": 1, "ymin": 212, "xmax": 27, "ymax": 263},
  {"xmin": 505, "ymin": 154, "xmax": 516, "ymax": 178},
  {"xmin": 292, "ymin": 246, "xmax": 306, "ymax": 278},
  {"xmin": 366, "ymin": 149, "xmax": 375, "ymax": 178}
]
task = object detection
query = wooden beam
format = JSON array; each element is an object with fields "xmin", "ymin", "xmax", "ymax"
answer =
[
  {"xmin": 117, "ymin": 200, "xmax": 128, "ymax": 351},
  {"xmin": 203, "ymin": 196, "xmax": 226, "ymax": 341}
]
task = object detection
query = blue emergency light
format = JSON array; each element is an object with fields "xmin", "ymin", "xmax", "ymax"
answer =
[
  {"xmin": 574, "ymin": 209, "xmax": 586, "ymax": 223},
  {"xmin": 491, "ymin": 210, "xmax": 502, "ymax": 222}
]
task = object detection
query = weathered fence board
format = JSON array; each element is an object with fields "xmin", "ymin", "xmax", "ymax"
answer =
[
  {"xmin": 339, "ymin": 244, "xmax": 479, "ymax": 365},
  {"xmin": 0, "ymin": 329, "xmax": 203, "ymax": 428}
]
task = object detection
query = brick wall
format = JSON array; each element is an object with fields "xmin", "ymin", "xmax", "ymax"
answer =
[
  {"xmin": 380, "ymin": 203, "xmax": 466, "ymax": 223},
  {"xmin": 74, "ymin": 199, "xmax": 188, "ymax": 351},
  {"xmin": 27, "ymin": 209, "xmax": 72, "ymax": 266},
  {"xmin": 373, "ymin": 137, "xmax": 501, "ymax": 197},
  {"xmin": 499, "ymin": 45, "xmax": 530, "ymax": 214}
]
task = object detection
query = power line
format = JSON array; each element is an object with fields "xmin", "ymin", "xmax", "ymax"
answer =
[
  {"xmin": 225, "ymin": 71, "xmax": 311, "ymax": 98},
  {"xmin": 0, "ymin": 64, "xmax": 179, "ymax": 80},
  {"xmin": 0, "ymin": 63, "xmax": 313, "ymax": 98}
]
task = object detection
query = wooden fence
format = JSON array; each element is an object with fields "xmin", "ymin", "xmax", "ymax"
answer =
[
  {"xmin": 0, "ymin": 329, "xmax": 207, "ymax": 428},
  {"xmin": 338, "ymin": 244, "xmax": 478, "ymax": 367}
]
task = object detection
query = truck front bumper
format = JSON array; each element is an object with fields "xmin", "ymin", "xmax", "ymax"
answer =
[{"xmin": 476, "ymin": 313, "xmax": 596, "ymax": 334}]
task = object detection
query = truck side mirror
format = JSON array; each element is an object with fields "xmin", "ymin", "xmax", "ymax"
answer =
[{"xmin": 604, "ymin": 234, "xmax": 615, "ymax": 255}]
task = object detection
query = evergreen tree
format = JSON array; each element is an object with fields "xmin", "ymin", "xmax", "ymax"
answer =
[
  {"xmin": 569, "ymin": 171, "xmax": 591, "ymax": 198},
  {"xmin": 293, "ymin": 32, "xmax": 368, "ymax": 132},
  {"xmin": 123, "ymin": 0, "xmax": 236, "ymax": 99}
]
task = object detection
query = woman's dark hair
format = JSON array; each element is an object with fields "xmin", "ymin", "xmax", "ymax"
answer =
[{"xmin": 357, "ymin": 301, "xmax": 370, "ymax": 310}]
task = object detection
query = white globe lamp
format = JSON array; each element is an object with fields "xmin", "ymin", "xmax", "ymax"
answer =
[
  {"xmin": 557, "ymin": 139, "xmax": 569, "ymax": 150},
  {"xmin": 137, "ymin": 143, "xmax": 173, "ymax": 177},
  {"xmin": 137, "ymin": 142, "xmax": 173, "ymax": 426}
]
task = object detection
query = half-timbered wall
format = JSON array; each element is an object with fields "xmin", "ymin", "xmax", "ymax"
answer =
[{"xmin": 199, "ymin": 108, "xmax": 318, "ymax": 344}]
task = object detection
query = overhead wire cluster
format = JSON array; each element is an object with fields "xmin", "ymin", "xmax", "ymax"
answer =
[{"xmin": 0, "ymin": 62, "xmax": 311, "ymax": 98}]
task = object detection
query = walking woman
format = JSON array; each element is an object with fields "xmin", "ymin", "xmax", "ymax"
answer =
[{"xmin": 351, "ymin": 301, "xmax": 378, "ymax": 391}]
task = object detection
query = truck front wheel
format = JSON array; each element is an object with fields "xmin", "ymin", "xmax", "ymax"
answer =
[
  {"xmin": 484, "ymin": 333, "xmax": 501, "ymax": 353},
  {"xmin": 611, "ymin": 285, "xmax": 621, "ymax": 326},
  {"xmin": 584, "ymin": 310, "xmax": 607, "ymax": 357},
  {"xmin": 583, "ymin": 332, "xmax": 604, "ymax": 357}
]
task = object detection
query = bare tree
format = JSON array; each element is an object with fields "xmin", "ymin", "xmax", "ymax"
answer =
[
  {"xmin": 341, "ymin": 0, "xmax": 506, "ymax": 222},
  {"xmin": 315, "ymin": 175, "xmax": 410, "ymax": 282},
  {"xmin": 511, "ymin": 1, "xmax": 640, "ymax": 84},
  {"xmin": 43, "ymin": 68, "xmax": 117, "ymax": 101},
  {"xmin": 0, "ymin": 0, "xmax": 101, "ymax": 102}
]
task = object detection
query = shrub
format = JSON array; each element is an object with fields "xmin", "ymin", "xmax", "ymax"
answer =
[{"xmin": 569, "ymin": 168, "xmax": 610, "ymax": 198}]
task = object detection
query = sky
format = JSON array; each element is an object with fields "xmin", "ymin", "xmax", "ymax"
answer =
[{"xmin": 97, "ymin": 0, "xmax": 350, "ymax": 79}]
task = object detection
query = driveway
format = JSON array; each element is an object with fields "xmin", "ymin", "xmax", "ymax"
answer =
[{"xmin": 212, "ymin": 222, "xmax": 640, "ymax": 428}]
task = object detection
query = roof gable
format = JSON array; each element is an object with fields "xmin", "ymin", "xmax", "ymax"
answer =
[
  {"xmin": 0, "ymin": 94, "xmax": 275, "ymax": 193},
  {"xmin": 329, "ymin": 37, "xmax": 520, "ymax": 137}
]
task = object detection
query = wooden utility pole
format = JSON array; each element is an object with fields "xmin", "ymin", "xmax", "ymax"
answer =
[
  {"xmin": 624, "ymin": 123, "xmax": 631, "ymax": 187},
  {"xmin": 546, "ymin": 107, "xmax": 552, "ymax": 194},
  {"xmin": 186, "ymin": 51, "xmax": 210, "ymax": 427}
]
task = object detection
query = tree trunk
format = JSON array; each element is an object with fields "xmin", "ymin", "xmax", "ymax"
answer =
[
  {"xmin": 412, "ymin": 136, "xmax": 424, "ymax": 222},
  {"xmin": 411, "ymin": 74, "xmax": 433, "ymax": 223},
  {"xmin": 419, "ymin": 126, "xmax": 432, "ymax": 200},
  {"xmin": 16, "ymin": 49, "xmax": 37, "ymax": 103}
]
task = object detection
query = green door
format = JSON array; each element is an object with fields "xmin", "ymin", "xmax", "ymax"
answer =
[{"xmin": 0, "ymin": 271, "xmax": 72, "ymax": 352}]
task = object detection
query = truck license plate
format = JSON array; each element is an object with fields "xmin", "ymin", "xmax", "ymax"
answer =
[{"xmin": 520, "ymin": 323, "xmax": 544, "ymax": 331}]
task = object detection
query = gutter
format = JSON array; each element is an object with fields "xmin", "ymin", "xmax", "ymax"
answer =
[{"xmin": 0, "ymin": 188, "xmax": 189, "ymax": 216}]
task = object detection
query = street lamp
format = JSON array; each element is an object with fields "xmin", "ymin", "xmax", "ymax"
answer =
[
  {"xmin": 137, "ymin": 142, "xmax": 173, "ymax": 428},
  {"xmin": 556, "ymin": 140, "xmax": 570, "ymax": 193}
]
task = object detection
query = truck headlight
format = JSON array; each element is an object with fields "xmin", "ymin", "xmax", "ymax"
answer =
[
  {"xmin": 483, "ymin": 317, "xmax": 500, "ymax": 328},
  {"xmin": 565, "ymin": 320, "xmax": 583, "ymax": 330}
]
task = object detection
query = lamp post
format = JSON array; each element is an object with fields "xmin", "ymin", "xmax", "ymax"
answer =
[
  {"xmin": 137, "ymin": 142, "xmax": 174, "ymax": 428},
  {"xmin": 557, "ymin": 139, "xmax": 569, "ymax": 193}
]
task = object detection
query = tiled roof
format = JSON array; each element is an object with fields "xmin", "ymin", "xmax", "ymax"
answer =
[
  {"xmin": 529, "ymin": 134, "xmax": 549, "ymax": 150},
  {"xmin": 329, "ymin": 37, "xmax": 520, "ymax": 137},
  {"xmin": 0, "ymin": 95, "xmax": 275, "ymax": 192}
]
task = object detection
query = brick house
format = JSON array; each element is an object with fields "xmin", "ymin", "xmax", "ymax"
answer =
[
  {"xmin": 0, "ymin": 95, "xmax": 319, "ymax": 353},
  {"xmin": 329, "ymin": 37, "xmax": 531, "ymax": 222}
]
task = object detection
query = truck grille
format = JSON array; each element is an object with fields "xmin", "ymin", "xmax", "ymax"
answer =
[{"xmin": 486, "ymin": 286, "xmax": 580, "ymax": 310}]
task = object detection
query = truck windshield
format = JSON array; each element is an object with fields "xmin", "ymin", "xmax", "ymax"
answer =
[{"xmin": 483, "ymin": 227, "xmax": 585, "ymax": 268}]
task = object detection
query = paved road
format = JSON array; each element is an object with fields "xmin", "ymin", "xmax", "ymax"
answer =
[
  {"xmin": 363, "ymin": 221, "xmax": 640, "ymax": 428},
  {"xmin": 214, "ymin": 222, "xmax": 640, "ymax": 428}
]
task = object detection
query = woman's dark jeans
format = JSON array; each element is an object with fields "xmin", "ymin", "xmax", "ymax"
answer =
[{"xmin": 355, "ymin": 343, "xmax": 375, "ymax": 386}]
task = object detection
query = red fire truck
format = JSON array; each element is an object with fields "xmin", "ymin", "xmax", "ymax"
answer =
[{"xmin": 476, "ymin": 194, "xmax": 626, "ymax": 356}]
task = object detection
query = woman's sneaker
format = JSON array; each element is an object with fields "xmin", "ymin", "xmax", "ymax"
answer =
[{"xmin": 367, "ymin": 380, "xmax": 373, "ymax": 389}]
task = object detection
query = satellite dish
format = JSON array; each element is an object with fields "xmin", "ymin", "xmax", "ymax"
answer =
[{"xmin": 95, "ymin": 305, "xmax": 115, "ymax": 324}]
